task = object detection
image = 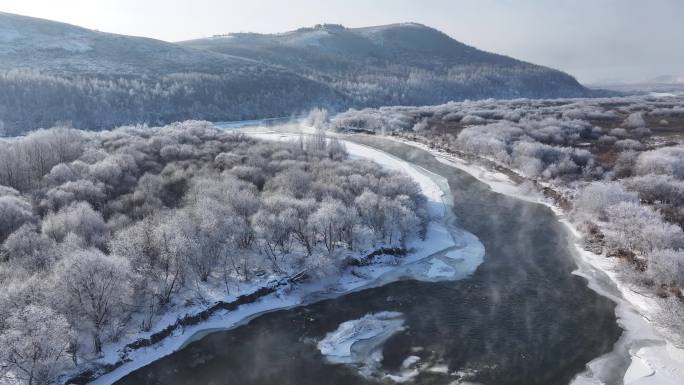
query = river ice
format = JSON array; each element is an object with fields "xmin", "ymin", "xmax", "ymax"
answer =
[
  {"xmin": 317, "ymin": 311, "xmax": 425, "ymax": 382},
  {"xmin": 317, "ymin": 311, "xmax": 406, "ymax": 364}
]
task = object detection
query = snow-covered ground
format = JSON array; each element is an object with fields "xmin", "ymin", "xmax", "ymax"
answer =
[
  {"xmin": 87, "ymin": 129, "xmax": 485, "ymax": 385},
  {"xmin": 383, "ymin": 135, "xmax": 684, "ymax": 385}
]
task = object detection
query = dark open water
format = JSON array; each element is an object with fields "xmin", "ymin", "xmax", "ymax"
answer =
[{"xmin": 115, "ymin": 137, "xmax": 621, "ymax": 385}]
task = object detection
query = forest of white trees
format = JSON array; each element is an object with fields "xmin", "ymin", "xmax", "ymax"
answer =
[
  {"xmin": 0, "ymin": 121, "xmax": 427, "ymax": 385},
  {"xmin": 0, "ymin": 63, "xmax": 586, "ymax": 136},
  {"xmin": 331, "ymin": 95, "xmax": 684, "ymax": 300},
  {"xmin": 0, "ymin": 70, "xmax": 343, "ymax": 135}
]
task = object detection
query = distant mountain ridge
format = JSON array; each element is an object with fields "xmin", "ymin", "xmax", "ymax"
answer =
[
  {"xmin": 589, "ymin": 74, "xmax": 684, "ymax": 95},
  {"xmin": 0, "ymin": 13, "xmax": 590, "ymax": 134},
  {"xmin": 648, "ymin": 75, "xmax": 684, "ymax": 84}
]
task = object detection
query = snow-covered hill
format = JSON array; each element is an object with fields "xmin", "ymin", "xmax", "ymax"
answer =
[
  {"xmin": 182, "ymin": 23, "xmax": 592, "ymax": 105},
  {"xmin": 0, "ymin": 13, "xmax": 342, "ymax": 134}
]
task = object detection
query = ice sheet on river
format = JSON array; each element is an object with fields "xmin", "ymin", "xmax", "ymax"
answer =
[
  {"xmin": 370, "ymin": 228, "xmax": 485, "ymax": 285},
  {"xmin": 317, "ymin": 311, "xmax": 407, "ymax": 379},
  {"xmin": 318, "ymin": 311, "xmax": 405, "ymax": 364}
]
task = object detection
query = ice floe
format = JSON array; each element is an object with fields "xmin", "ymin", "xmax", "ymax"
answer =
[{"xmin": 317, "ymin": 311, "xmax": 406, "ymax": 365}]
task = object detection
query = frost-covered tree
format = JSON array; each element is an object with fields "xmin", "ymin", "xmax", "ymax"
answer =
[
  {"xmin": 41, "ymin": 179, "xmax": 106, "ymax": 213},
  {"xmin": 44, "ymin": 163, "xmax": 77, "ymax": 185},
  {"xmin": 2, "ymin": 225, "xmax": 56, "ymax": 273},
  {"xmin": 110, "ymin": 216, "xmax": 184, "ymax": 307},
  {"xmin": 383, "ymin": 196, "xmax": 422, "ymax": 247},
  {"xmin": 614, "ymin": 150, "xmax": 639, "ymax": 178},
  {"xmin": 306, "ymin": 108, "xmax": 330, "ymax": 129},
  {"xmin": 355, "ymin": 190, "xmax": 386, "ymax": 238},
  {"xmin": 310, "ymin": 198, "xmax": 358, "ymax": 254},
  {"xmin": 624, "ymin": 112, "xmax": 646, "ymax": 128},
  {"xmin": 574, "ymin": 182, "xmax": 639, "ymax": 221},
  {"xmin": 647, "ymin": 249, "xmax": 684, "ymax": 287},
  {"xmin": 52, "ymin": 250, "xmax": 135, "ymax": 354},
  {"xmin": 604, "ymin": 202, "xmax": 684, "ymax": 255},
  {"xmin": 623, "ymin": 175, "xmax": 684, "ymax": 205},
  {"xmin": 635, "ymin": 146, "xmax": 684, "ymax": 179},
  {"xmin": 167, "ymin": 196, "xmax": 237, "ymax": 284},
  {"xmin": 0, "ymin": 195, "xmax": 34, "ymax": 243},
  {"xmin": 0, "ymin": 128, "xmax": 83, "ymax": 190},
  {"xmin": 0, "ymin": 305, "xmax": 75, "ymax": 385},
  {"xmin": 254, "ymin": 205, "xmax": 296, "ymax": 271},
  {"xmin": 42, "ymin": 202, "xmax": 109, "ymax": 249}
]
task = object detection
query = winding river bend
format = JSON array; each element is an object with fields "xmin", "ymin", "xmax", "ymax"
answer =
[{"xmin": 115, "ymin": 135, "xmax": 621, "ymax": 385}]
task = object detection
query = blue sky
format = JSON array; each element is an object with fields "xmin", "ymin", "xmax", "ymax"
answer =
[{"xmin": 1, "ymin": 0, "xmax": 682, "ymax": 83}]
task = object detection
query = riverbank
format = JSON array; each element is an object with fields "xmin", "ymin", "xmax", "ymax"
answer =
[
  {"xmin": 377, "ymin": 133, "xmax": 684, "ymax": 385},
  {"xmin": 82, "ymin": 133, "xmax": 484, "ymax": 385}
]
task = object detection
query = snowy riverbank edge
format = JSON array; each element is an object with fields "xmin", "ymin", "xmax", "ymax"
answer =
[
  {"xmin": 85, "ymin": 134, "xmax": 483, "ymax": 385},
  {"xmin": 379, "ymin": 134, "xmax": 684, "ymax": 385}
]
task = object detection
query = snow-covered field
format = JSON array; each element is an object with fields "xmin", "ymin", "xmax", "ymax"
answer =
[
  {"xmin": 87, "ymin": 129, "xmax": 485, "ymax": 385},
  {"xmin": 383, "ymin": 135, "xmax": 684, "ymax": 385}
]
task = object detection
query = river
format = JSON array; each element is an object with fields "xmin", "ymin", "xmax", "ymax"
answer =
[{"xmin": 114, "ymin": 133, "xmax": 621, "ymax": 385}]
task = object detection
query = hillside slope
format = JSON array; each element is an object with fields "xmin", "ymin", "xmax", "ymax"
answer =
[
  {"xmin": 182, "ymin": 23, "xmax": 591, "ymax": 105},
  {"xmin": 0, "ymin": 12, "xmax": 342, "ymax": 134}
]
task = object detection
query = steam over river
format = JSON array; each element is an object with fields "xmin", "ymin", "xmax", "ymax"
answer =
[{"xmin": 115, "ymin": 136, "xmax": 621, "ymax": 385}]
